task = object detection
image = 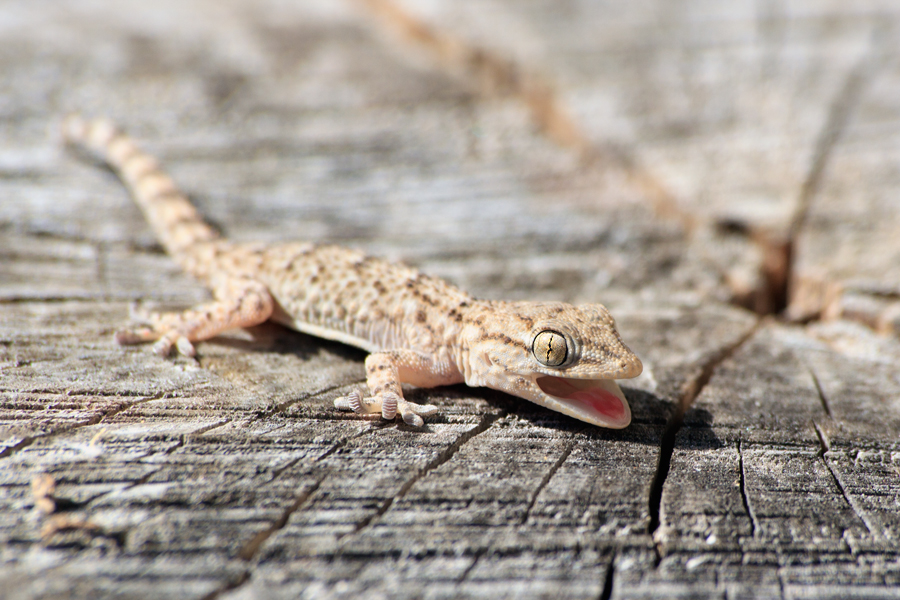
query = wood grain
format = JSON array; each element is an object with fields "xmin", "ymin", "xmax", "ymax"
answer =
[{"xmin": 2, "ymin": 0, "xmax": 899, "ymax": 598}]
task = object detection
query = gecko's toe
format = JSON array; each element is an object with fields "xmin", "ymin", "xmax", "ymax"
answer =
[
  {"xmin": 397, "ymin": 400, "xmax": 437, "ymax": 427},
  {"xmin": 152, "ymin": 330, "xmax": 188, "ymax": 357},
  {"xmin": 115, "ymin": 325, "xmax": 158, "ymax": 345},
  {"xmin": 175, "ymin": 336, "xmax": 196, "ymax": 357},
  {"xmin": 333, "ymin": 396, "xmax": 353, "ymax": 412},
  {"xmin": 334, "ymin": 390, "xmax": 367, "ymax": 414},
  {"xmin": 347, "ymin": 390, "xmax": 363, "ymax": 412},
  {"xmin": 410, "ymin": 402, "xmax": 439, "ymax": 417},
  {"xmin": 401, "ymin": 411, "xmax": 425, "ymax": 427},
  {"xmin": 380, "ymin": 392, "xmax": 399, "ymax": 420},
  {"xmin": 114, "ymin": 329, "xmax": 139, "ymax": 345},
  {"xmin": 151, "ymin": 337, "xmax": 175, "ymax": 356}
]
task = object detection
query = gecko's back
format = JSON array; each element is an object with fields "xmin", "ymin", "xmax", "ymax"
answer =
[{"xmin": 203, "ymin": 240, "xmax": 475, "ymax": 355}]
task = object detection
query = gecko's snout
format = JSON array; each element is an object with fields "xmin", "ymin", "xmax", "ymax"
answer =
[{"xmin": 619, "ymin": 352, "xmax": 643, "ymax": 379}]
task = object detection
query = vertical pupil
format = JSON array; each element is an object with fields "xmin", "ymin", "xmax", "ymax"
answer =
[{"xmin": 534, "ymin": 331, "xmax": 566, "ymax": 366}]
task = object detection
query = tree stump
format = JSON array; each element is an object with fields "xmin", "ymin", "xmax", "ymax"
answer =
[{"xmin": 2, "ymin": 1, "xmax": 899, "ymax": 598}]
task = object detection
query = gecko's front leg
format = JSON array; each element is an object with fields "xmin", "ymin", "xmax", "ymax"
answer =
[{"xmin": 334, "ymin": 349, "xmax": 463, "ymax": 426}]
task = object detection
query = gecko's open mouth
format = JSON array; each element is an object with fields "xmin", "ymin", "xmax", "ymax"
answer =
[{"xmin": 535, "ymin": 376, "xmax": 631, "ymax": 429}]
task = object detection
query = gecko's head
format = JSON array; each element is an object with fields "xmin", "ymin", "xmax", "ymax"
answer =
[{"xmin": 464, "ymin": 301, "xmax": 642, "ymax": 429}]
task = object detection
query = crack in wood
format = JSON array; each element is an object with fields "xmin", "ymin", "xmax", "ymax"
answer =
[
  {"xmin": 0, "ymin": 388, "xmax": 164, "ymax": 397},
  {"xmin": 199, "ymin": 570, "xmax": 251, "ymax": 600},
  {"xmin": 783, "ymin": 27, "xmax": 891, "ymax": 322},
  {"xmin": 182, "ymin": 418, "xmax": 232, "ymax": 440},
  {"xmin": 237, "ymin": 477, "xmax": 325, "ymax": 562},
  {"xmin": 97, "ymin": 390, "xmax": 170, "ymax": 420},
  {"xmin": 235, "ymin": 423, "xmax": 377, "ymax": 563},
  {"xmin": 775, "ymin": 568, "xmax": 787, "ymax": 600},
  {"xmin": 648, "ymin": 321, "xmax": 760, "ymax": 552},
  {"xmin": 809, "ymin": 367, "xmax": 833, "ymax": 418},
  {"xmin": 519, "ymin": 440, "xmax": 573, "ymax": 526},
  {"xmin": 737, "ymin": 439, "xmax": 758, "ymax": 538},
  {"xmin": 456, "ymin": 549, "xmax": 484, "ymax": 583},
  {"xmin": 0, "ymin": 391, "xmax": 168, "ymax": 459},
  {"xmin": 790, "ymin": 36, "xmax": 885, "ymax": 243},
  {"xmin": 646, "ymin": 405, "xmax": 683, "ymax": 548},
  {"xmin": 597, "ymin": 557, "xmax": 615, "ymax": 600},
  {"xmin": 719, "ymin": 28, "xmax": 892, "ymax": 319},
  {"xmin": 0, "ymin": 295, "xmax": 108, "ymax": 303},
  {"xmin": 814, "ymin": 423, "xmax": 875, "ymax": 537},
  {"xmin": 338, "ymin": 411, "xmax": 505, "ymax": 542},
  {"xmin": 0, "ymin": 436, "xmax": 36, "ymax": 459}
]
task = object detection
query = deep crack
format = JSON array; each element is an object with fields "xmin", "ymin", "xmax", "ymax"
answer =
[
  {"xmin": 647, "ymin": 322, "xmax": 760, "ymax": 548},
  {"xmin": 737, "ymin": 439, "xmax": 758, "ymax": 537},
  {"xmin": 781, "ymin": 26, "xmax": 890, "ymax": 321},
  {"xmin": 646, "ymin": 405, "xmax": 683, "ymax": 540},
  {"xmin": 598, "ymin": 555, "xmax": 615, "ymax": 600}
]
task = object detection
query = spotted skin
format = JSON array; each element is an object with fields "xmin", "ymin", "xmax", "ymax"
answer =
[{"xmin": 63, "ymin": 115, "xmax": 642, "ymax": 428}]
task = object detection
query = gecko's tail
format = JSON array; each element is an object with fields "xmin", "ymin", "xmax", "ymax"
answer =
[{"xmin": 62, "ymin": 114, "xmax": 220, "ymax": 267}]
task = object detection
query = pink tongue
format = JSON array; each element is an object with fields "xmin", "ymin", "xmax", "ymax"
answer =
[
  {"xmin": 569, "ymin": 389, "xmax": 626, "ymax": 420},
  {"xmin": 538, "ymin": 378, "xmax": 626, "ymax": 420}
]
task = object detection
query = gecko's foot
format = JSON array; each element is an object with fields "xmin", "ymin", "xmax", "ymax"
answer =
[
  {"xmin": 397, "ymin": 399, "xmax": 439, "ymax": 427},
  {"xmin": 114, "ymin": 327, "xmax": 157, "ymax": 346},
  {"xmin": 334, "ymin": 390, "xmax": 364, "ymax": 413},
  {"xmin": 114, "ymin": 326, "xmax": 195, "ymax": 357},
  {"xmin": 152, "ymin": 333, "xmax": 195, "ymax": 357},
  {"xmin": 333, "ymin": 391, "xmax": 437, "ymax": 427},
  {"xmin": 333, "ymin": 390, "xmax": 380, "ymax": 417},
  {"xmin": 332, "ymin": 390, "xmax": 399, "ymax": 419}
]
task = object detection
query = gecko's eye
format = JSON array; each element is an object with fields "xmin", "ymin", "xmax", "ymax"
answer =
[{"xmin": 532, "ymin": 330, "xmax": 568, "ymax": 367}]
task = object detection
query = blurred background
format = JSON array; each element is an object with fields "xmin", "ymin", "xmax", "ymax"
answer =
[{"xmin": 3, "ymin": 0, "xmax": 898, "ymax": 326}]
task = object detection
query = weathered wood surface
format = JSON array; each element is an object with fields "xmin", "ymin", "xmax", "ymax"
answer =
[{"xmin": 1, "ymin": 1, "xmax": 899, "ymax": 598}]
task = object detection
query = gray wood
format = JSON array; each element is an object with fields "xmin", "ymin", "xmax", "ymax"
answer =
[{"xmin": 2, "ymin": 1, "xmax": 899, "ymax": 599}]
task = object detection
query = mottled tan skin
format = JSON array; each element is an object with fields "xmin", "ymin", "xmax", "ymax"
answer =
[{"xmin": 63, "ymin": 116, "xmax": 642, "ymax": 428}]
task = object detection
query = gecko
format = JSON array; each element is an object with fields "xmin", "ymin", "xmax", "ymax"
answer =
[{"xmin": 62, "ymin": 115, "xmax": 643, "ymax": 429}]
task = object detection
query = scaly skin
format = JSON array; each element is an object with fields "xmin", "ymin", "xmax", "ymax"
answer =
[{"xmin": 63, "ymin": 115, "xmax": 642, "ymax": 428}]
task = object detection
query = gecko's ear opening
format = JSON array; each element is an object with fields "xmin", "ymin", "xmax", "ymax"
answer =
[{"xmin": 535, "ymin": 376, "xmax": 632, "ymax": 429}]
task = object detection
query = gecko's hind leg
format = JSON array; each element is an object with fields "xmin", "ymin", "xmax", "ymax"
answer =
[{"xmin": 116, "ymin": 276, "xmax": 273, "ymax": 356}]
